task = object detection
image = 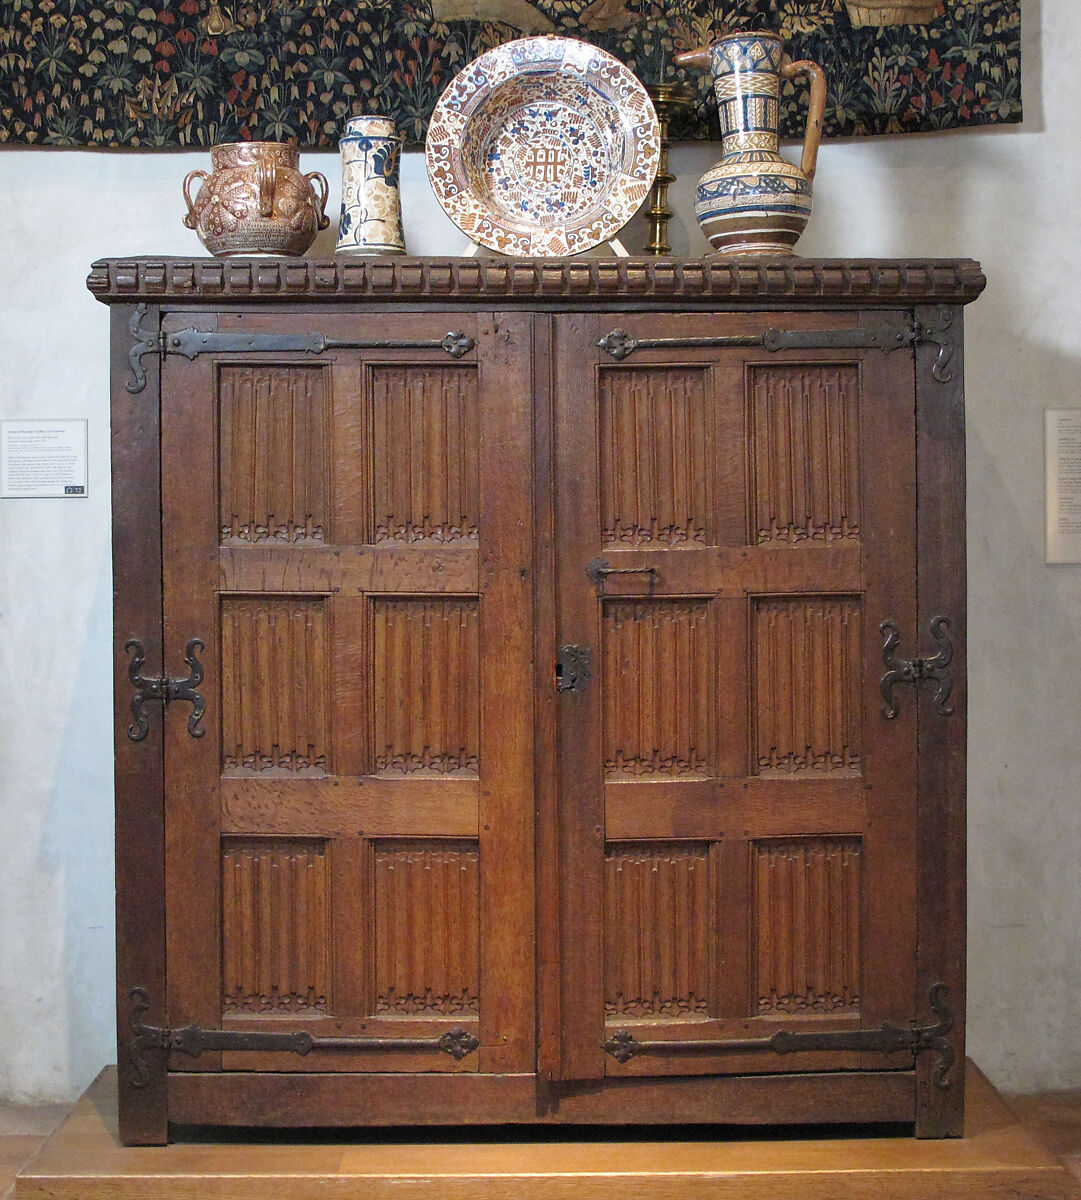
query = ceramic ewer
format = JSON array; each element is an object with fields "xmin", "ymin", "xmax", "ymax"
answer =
[
  {"xmin": 674, "ymin": 33, "xmax": 826, "ymax": 256},
  {"xmin": 182, "ymin": 141, "xmax": 330, "ymax": 258},
  {"xmin": 336, "ymin": 116, "xmax": 407, "ymax": 255}
]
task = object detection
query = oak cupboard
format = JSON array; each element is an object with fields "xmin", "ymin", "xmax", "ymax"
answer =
[{"xmin": 90, "ymin": 255, "xmax": 983, "ymax": 1144}]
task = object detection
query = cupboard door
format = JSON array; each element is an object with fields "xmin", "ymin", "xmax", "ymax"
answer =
[
  {"xmin": 160, "ymin": 310, "xmax": 534, "ymax": 1076},
  {"xmin": 553, "ymin": 311, "xmax": 918, "ymax": 1081}
]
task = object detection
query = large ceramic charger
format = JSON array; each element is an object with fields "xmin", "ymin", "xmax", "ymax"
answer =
[{"xmin": 425, "ymin": 36, "xmax": 660, "ymax": 257}]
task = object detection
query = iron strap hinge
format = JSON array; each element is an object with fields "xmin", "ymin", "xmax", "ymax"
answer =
[
  {"xmin": 597, "ymin": 306, "xmax": 954, "ymax": 382},
  {"xmin": 604, "ymin": 983, "xmax": 955, "ymax": 1089},
  {"xmin": 880, "ymin": 615, "xmax": 955, "ymax": 719},
  {"xmin": 125, "ymin": 302, "xmax": 476, "ymax": 392},
  {"xmin": 128, "ymin": 988, "xmax": 479, "ymax": 1087},
  {"xmin": 124, "ymin": 637, "xmax": 206, "ymax": 741}
]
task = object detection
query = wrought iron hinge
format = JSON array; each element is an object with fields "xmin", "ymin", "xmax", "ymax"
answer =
[
  {"xmin": 604, "ymin": 982, "xmax": 955, "ymax": 1089},
  {"xmin": 124, "ymin": 637, "xmax": 206, "ymax": 741},
  {"xmin": 880, "ymin": 616, "xmax": 955, "ymax": 719},
  {"xmin": 126, "ymin": 303, "xmax": 160, "ymax": 393},
  {"xmin": 597, "ymin": 307, "xmax": 955, "ymax": 383},
  {"xmin": 125, "ymin": 303, "xmax": 475, "ymax": 393},
  {"xmin": 556, "ymin": 644, "xmax": 591, "ymax": 693},
  {"xmin": 912, "ymin": 305, "xmax": 955, "ymax": 383},
  {"xmin": 128, "ymin": 988, "xmax": 479, "ymax": 1087}
]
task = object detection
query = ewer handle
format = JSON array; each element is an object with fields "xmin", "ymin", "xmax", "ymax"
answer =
[{"xmin": 781, "ymin": 57, "xmax": 827, "ymax": 182}]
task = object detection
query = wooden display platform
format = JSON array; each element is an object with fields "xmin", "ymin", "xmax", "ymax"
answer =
[{"xmin": 16, "ymin": 1064, "xmax": 1075, "ymax": 1200}]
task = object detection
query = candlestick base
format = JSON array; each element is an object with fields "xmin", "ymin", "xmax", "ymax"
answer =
[{"xmin": 642, "ymin": 82, "xmax": 696, "ymax": 256}]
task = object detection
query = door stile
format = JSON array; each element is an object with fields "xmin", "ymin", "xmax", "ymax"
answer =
[
  {"xmin": 111, "ymin": 302, "xmax": 169, "ymax": 1143},
  {"xmin": 856, "ymin": 328, "xmax": 919, "ymax": 1052},
  {"xmin": 476, "ymin": 312, "xmax": 537, "ymax": 1073},
  {"xmin": 160, "ymin": 347, "xmax": 224, "ymax": 1069},
  {"xmin": 531, "ymin": 313, "xmax": 563, "ymax": 1084},
  {"xmin": 914, "ymin": 304, "xmax": 968, "ymax": 1136},
  {"xmin": 715, "ymin": 836, "xmax": 753, "ymax": 1021},
  {"xmin": 324, "ymin": 356, "xmax": 372, "ymax": 1025},
  {"xmin": 715, "ymin": 356, "xmax": 754, "ymax": 1031},
  {"xmin": 552, "ymin": 315, "xmax": 607, "ymax": 1081}
]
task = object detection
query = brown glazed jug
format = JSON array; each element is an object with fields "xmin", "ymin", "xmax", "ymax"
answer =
[
  {"xmin": 183, "ymin": 142, "xmax": 330, "ymax": 257},
  {"xmin": 675, "ymin": 33, "xmax": 826, "ymax": 255}
]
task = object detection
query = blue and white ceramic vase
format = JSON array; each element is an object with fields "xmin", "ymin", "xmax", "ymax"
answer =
[
  {"xmin": 336, "ymin": 116, "xmax": 406, "ymax": 255},
  {"xmin": 674, "ymin": 34, "xmax": 826, "ymax": 256}
]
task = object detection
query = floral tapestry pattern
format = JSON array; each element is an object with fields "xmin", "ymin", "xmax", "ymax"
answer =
[{"xmin": 0, "ymin": 1, "xmax": 1020, "ymax": 148}]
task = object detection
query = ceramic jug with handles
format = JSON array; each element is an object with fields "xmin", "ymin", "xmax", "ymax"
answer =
[
  {"xmin": 182, "ymin": 141, "xmax": 330, "ymax": 258},
  {"xmin": 674, "ymin": 33, "xmax": 826, "ymax": 256}
]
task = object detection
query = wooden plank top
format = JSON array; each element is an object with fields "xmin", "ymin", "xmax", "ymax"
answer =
[
  {"xmin": 16, "ymin": 1063, "xmax": 1074, "ymax": 1200},
  {"xmin": 86, "ymin": 256, "xmax": 986, "ymax": 308}
]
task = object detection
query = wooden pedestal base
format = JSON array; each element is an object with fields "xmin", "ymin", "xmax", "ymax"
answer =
[{"xmin": 16, "ymin": 1064, "xmax": 1074, "ymax": 1200}]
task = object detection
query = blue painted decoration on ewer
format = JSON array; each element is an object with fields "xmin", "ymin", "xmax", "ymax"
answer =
[
  {"xmin": 336, "ymin": 116, "xmax": 407, "ymax": 256},
  {"xmin": 674, "ymin": 34, "xmax": 826, "ymax": 256}
]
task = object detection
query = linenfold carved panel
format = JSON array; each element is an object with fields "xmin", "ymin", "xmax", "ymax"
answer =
[
  {"xmin": 372, "ymin": 840, "xmax": 480, "ymax": 1016},
  {"xmin": 603, "ymin": 600, "xmax": 713, "ymax": 777},
  {"xmin": 604, "ymin": 843, "xmax": 712, "ymax": 1018},
  {"xmin": 222, "ymin": 838, "xmax": 330, "ymax": 1014},
  {"xmin": 371, "ymin": 366, "xmax": 479, "ymax": 543},
  {"xmin": 749, "ymin": 364, "xmax": 860, "ymax": 545},
  {"xmin": 372, "ymin": 598, "xmax": 480, "ymax": 775},
  {"xmin": 752, "ymin": 596, "xmax": 862, "ymax": 774},
  {"xmin": 599, "ymin": 368, "xmax": 712, "ymax": 546},
  {"xmin": 220, "ymin": 597, "xmax": 328, "ymax": 773},
  {"xmin": 753, "ymin": 837, "xmax": 862, "ymax": 1015},
  {"xmin": 218, "ymin": 365, "xmax": 328, "ymax": 544}
]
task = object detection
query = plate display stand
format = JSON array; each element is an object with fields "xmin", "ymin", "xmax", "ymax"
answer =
[{"xmin": 462, "ymin": 236, "xmax": 630, "ymax": 257}]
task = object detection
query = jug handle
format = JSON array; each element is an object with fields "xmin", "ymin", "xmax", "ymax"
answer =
[
  {"xmin": 182, "ymin": 169, "xmax": 209, "ymax": 230},
  {"xmin": 306, "ymin": 170, "xmax": 331, "ymax": 230},
  {"xmin": 255, "ymin": 155, "xmax": 276, "ymax": 218},
  {"xmin": 781, "ymin": 57, "xmax": 827, "ymax": 182}
]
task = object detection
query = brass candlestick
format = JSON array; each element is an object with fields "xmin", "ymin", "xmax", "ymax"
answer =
[{"xmin": 643, "ymin": 82, "xmax": 696, "ymax": 256}]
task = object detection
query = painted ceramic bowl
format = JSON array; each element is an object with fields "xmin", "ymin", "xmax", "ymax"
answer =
[{"xmin": 425, "ymin": 36, "xmax": 660, "ymax": 257}]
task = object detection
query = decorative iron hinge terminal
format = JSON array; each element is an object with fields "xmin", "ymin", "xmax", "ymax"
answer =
[
  {"xmin": 128, "ymin": 988, "xmax": 479, "ymax": 1087},
  {"xmin": 124, "ymin": 637, "xmax": 206, "ymax": 741},
  {"xmin": 604, "ymin": 982, "xmax": 955, "ymax": 1089},
  {"xmin": 126, "ymin": 303, "xmax": 159, "ymax": 394},
  {"xmin": 912, "ymin": 305, "xmax": 955, "ymax": 383},
  {"xmin": 125, "ymin": 303, "xmax": 476, "ymax": 393},
  {"xmin": 880, "ymin": 616, "xmax": 955, "ymax": 719}
]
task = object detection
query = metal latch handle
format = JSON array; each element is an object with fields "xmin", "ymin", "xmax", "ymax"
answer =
[{"xmin": 586, "ymin": 556, "xmax": 659, "ymax": 590}]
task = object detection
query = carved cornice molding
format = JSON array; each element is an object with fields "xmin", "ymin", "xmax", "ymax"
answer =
[{"xmin": 88, "ymin": 256, "xmax": 986, "ymax": 308}]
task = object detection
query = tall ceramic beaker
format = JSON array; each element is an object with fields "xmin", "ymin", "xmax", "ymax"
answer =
[{"xmin": 336, "ymin": 116, "xmax": 407, "ymax": 255}]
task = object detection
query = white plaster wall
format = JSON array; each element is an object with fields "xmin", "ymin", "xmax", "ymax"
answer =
[{"xmin": 0, "ymin": 0, "xmax": 1076, "ymax": 1103}]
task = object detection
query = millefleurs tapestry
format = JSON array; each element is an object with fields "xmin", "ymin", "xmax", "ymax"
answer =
[{"xmin": 0, "ymin": 1, "xmax": 1020, "ymax": 148}]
